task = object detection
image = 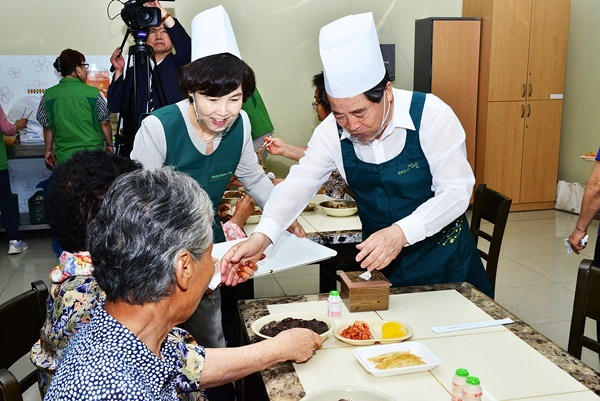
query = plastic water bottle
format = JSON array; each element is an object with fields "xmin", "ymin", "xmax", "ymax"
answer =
[
  {"xmin": 462, "ymin": 376, "xmax": 483, "ymax": 401},
  {"xmin": 451, "ymin": 368, "xmax": 469, "ymax": 401},
  {"xmin": 327, "ymin": 290, "xmax": 342, "ymax": 318}
]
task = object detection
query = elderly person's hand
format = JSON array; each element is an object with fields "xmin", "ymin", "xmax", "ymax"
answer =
[
  {"xmin": 15, "ymin": 118, "xmax": 27, "ymax": 130},
  {"xmin": 272, "ymin": 328, "xmax": 323, "ymax": 363},
  {"xmin": 218, "ymin": 203, "xmax": 232, "ymax": 222},
  {"xmin": 230, "ymin": 195, "xmax": 255, "ymax": 228},
  {"xmin": 356, "ymin": 224, "xmax": 407, "ymax": 271}
]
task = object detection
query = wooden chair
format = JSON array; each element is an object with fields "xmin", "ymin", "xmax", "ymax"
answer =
[
  {"xmin": 568, "ymin": 259, "xmax": 600, "ymax": 361},
  {"xmin": 470, "ymin": 183, "xmax": 512, "ymax": 296},
  {"xmin": 0, "ymin": 280, "xmax": 48, "ymax": 401}
]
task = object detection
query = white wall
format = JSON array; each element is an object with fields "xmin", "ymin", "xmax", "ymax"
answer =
[{"xmin": 2, "ymin": 0, "xmax": 596, "ymax": 183}]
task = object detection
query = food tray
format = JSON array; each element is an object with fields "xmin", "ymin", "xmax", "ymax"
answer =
[
  {"xmin": 251, "ymin": 312, "xmax": 334, "ymax": 340},
  {"xmin": 334, "ymin": 320, "xmax": 413, "ymax": 345},
  {"xmin": 352, "ymin": 341, "xmax": 441, "ymax": 377}
]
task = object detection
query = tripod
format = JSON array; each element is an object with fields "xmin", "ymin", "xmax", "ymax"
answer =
[{"xmin": 113, "ymin": 28, "xmax": 168, "ymax": 157}]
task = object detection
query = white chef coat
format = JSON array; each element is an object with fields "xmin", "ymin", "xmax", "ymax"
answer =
[{"xmin": 255, "ymin": 89, "xmax": 474, "ymax": 246}]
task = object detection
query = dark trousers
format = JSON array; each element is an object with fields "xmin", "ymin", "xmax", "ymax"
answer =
[
  {"xmin": 0, "ymin": 169, "xmax": 20, "ymax": 241},
  {"xmin": 594, "ymin": 234, "xmax": 600, "ymax": 267}
]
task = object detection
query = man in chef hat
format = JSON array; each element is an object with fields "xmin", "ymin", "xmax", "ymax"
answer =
[
  {"xmin": 221, "ymin": 12, "xmax": 493, "ymax": 298},
  {"xmin": 131, "ymin": 7, "xmax": 303, "ymax": 400}
]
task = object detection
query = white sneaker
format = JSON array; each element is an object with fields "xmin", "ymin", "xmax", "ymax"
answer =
[{"xmin": 8, "ymin": 240, "xmax": 28, "ymax": 255}]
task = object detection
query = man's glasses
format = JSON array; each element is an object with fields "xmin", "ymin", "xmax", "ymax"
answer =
[
  {"xmin": 80, "ymin": 63, "xmax": 90, "ymax": 68},
  {"xmin": 312, "ymin": 100, "xmax": 321, "ymax": 110}
]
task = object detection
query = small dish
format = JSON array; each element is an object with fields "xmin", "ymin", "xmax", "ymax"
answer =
[
  {"xmin": 301, "ymin": 386, "xmax": 395, "ymax": 401},
  {"xmin": 303, "ymin": 202, "xmax": 317, "ymax": 212},
  {"xmin": 352, "ymin": 341, "xmax": 441, "ymax": 377},
  {"xmin": 251, "ymin": 312, "xmax": 334, "ymax": 340},
  {"xmin": 222, "ymin": 189, "xmax": 245, "ymax": 205},
  {"xmin": 334, "ymin": 320, "xmax": 413, "ymax": 345},
  {"xmin": 319, "ymin": 200, "xmax": 358, "ymax": 217},
  {"xmin": 580, "ymin": 155, "xmax": 597, "ymax": 162}
]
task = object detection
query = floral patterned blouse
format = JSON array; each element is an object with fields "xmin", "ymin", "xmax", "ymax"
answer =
[{"xmin": 30, "ymin": 251, "xmax": 207, "ymax": 400}]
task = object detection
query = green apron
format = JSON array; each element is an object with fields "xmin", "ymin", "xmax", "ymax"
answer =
[
  {"xmin": 156, "ymin": 104, "xmax": 243, "ymax": 243},
  {"xmin": 340, "ymin": 91, "xmax": 492, "ymax": 297},
  {"xmin": 43, "ymin": 77, "xmax": 104, "ymax": 164}
]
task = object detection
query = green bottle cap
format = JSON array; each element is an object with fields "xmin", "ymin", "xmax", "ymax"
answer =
[
  {"xmin": 455, "ymin": 368, "xmax": 469, "ymax": 377},
  {"xmin": 466, "ymin": 376, "xmax": 480, "ymax": 385},
  {"xmin": 329, "ymin": 290, "xmax": 340, "ymax": 296}
]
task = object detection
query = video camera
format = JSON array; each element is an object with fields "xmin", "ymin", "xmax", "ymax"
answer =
[{"xmin": 120, "ymin": 0, "xmax": 174, "ymax": 31}]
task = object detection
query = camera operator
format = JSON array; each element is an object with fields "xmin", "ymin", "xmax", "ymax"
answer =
[{"xmin": 108, "ymin": 0, "xmax": 191, "ymax": 157}]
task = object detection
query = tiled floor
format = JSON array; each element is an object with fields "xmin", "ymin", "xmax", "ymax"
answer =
[{"xmin": 1, "ymin": 209, "xmax": 598, "ymax": 400}]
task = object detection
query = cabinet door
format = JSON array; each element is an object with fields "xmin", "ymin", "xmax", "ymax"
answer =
[
  {"xmin": 488, "ymin": 0, "xmax": 532, "ymax": 101},
  {"xmin": 485, "ymin": 101, "xmax": 525, "ymax": 202},
  {"xmin": 527, "ymin": 0, "xmax": 570, "ymax": 100},
  {"xmin": 520, "ymin": 100, "xmax": 563, "ymax": 203}
]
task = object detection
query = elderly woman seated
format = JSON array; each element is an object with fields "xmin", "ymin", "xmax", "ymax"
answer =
[{"xmin": 43, "ymin": 167, "xmax": 321, "ymax": 400}]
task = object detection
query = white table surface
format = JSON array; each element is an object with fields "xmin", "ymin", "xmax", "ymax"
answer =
[{"xmin": 264, "ymin": 290, "xmax": 598, "ymax": 401}]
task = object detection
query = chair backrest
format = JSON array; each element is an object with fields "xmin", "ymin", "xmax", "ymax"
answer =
[
  {"xmin": 0, "ymin": 280, "xmax": 48, "ymax": 401},
  {"xmin": 470, "ymin": 183, "xmax": 512, "ymax": 295},
  {"xmin": 568, "ymin": 259, "xmax": 600, "ymax": 360}
]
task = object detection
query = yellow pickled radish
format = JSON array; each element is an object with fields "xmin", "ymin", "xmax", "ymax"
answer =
[{"xmin": 381, "ymin": 322, "xmax": 405, "ymax": 339}]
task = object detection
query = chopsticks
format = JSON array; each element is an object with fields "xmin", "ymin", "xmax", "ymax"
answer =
[{"xmin": 20, "ymin": 108, "xmax": 33, "ymax": 119}]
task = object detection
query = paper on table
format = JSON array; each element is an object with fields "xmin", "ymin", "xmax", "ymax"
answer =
[
  {"xmin": 208, "ymin": 231, "xmax": 337, "ymax": 289},
  {"xmin": 431, "ymin": 318, "xmax": 513, "ymax": 334}
]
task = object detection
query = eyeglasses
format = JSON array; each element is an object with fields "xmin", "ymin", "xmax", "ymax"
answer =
[
  {"xmin": 80, "ymin": 63, "xmax": 89, "ymax": 68},
  {"xmin": 311, "ymin": 100, "xmax": 321, "ymax": 110}
]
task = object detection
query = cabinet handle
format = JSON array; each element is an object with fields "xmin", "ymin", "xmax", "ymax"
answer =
[
  {"xmin": 528, "ymin": 83, "xmax": 532, "ymax": 97},
  {"xmin": 522, "ymin": 84, "xmax": 526, "ymax": 98},
  {"xmin": 527, "ymin": 104, "xmax": 531, "ymax": 117},
  {"xmin": 521, "ymin": 105, "xmax": 525, "ymax": 118}
]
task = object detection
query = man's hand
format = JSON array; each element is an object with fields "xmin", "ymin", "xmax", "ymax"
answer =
[
  {"xmin": 264, "ymin": 137, "xmax": 287, "ymax": 156},
  {"xmin": 220, "ymin": 233, "xmax": 272, "ymax": 286},
  {"xmin": 45, "ymin": 150, "xmax": 56, "ymax": 168},
  {"xmin": 14, "ymin": 118, "xmax": 27, "ymax": 130},
  {"xmin": 355, "ymin": 224, "xmax": 407, "ymax": 271},
  {"xmin": 287, "ymin": 219, "xmax": 306, "ymax": 238},
  {"xmin": 110, "ymin": 47, "xmax": 125, "ymax": 75}
]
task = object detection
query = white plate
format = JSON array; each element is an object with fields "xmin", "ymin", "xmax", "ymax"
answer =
[
  {"xmin": 580, "ymin": 155, "xmax": 597, "ymax": 162},
  {"xmin": 302, "ymin": 386, "xmax": 395, "ymax": 401},
  {"xmin": 319, "ymin": 200, "xmax": 358, "ymax": 217},
  {"xmin": 334, "ymin": 320, "xmax": 413, "ymax": 345},
  {"xmin": 352, "ymin": 341, "xmax": 441, "ymax": 377},
  {"xmin": 251, "ymin": 312, "xmax": 334, "ymax": 340},
  {"xmin": 222, "ymin": 189, "xmax": 246, "ymax": 205}
]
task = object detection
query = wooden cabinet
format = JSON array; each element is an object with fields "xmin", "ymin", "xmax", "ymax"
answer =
[
  {"xmin": 463, "ymin": 0, "xmax": 570, "ymax": 210},
  {"xmin": 414, "ymin": 18, "xmax": 481, "ymax": 173}
]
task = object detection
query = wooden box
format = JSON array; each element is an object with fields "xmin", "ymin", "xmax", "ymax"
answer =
[{"xmin": 339, "ymin": 271, "xmax": 392, "ymax": 312}]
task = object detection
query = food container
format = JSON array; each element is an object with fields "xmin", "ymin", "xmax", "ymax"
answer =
[
  {"xmin": 251, "ymin": 312, "xmax": 334, "ymax": 340},
  {"xmin": 352, "ymin": 341, "xmax": 441, "ymax": 377},
  {"xmin": 222, "ymin": 189, "xmax": 245, "ymax": 205},
  {"xmin": 319, "ymin": 200, "xmax": 358, "ymax": 217},
  {"xmin": 339, "ymin": 270, "xmax": 391, "ymax": 312}
]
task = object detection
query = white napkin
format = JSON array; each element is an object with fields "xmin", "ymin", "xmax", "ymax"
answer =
[
  {"xmin": 565, "ymin": 234, "xmax": 588, "ymax": 254},
  {"xmin": 358, "ymin": 270, "xmax": 371, "ymax": 280}
]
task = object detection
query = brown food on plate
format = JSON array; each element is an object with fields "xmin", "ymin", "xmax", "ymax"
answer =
[
  {"xmin": 259, "ymin": 317, "xmax": 329, "ymax": 337},
  {"xmin": 223, "ymin": 190, "xmax": 245, "ymax": 198},
  {"xmin": 322, "ymin": 201, "xmax": 354, "ymax": 209},
  {"xmin": 367, "ymin": 351, "xmax": 425, "ymax": 369},
  {"xmin": 252, "ymin": 208, "xmax": 262, "ymax": 216},
  {"xmin": 340, "ymin": 320, "xmax": 372, "ymax": 340}
]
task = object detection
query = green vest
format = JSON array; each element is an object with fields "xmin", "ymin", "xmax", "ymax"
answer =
[
  {"xmin": 0, "ymin": 138, "xmax": 7, "ymax": 171},
  {"xmin": 242, "ymin": 88, "xmax": 274, "ymax": 139},
  {"xmin": 157, "ymin": 104, "xmax": 244, "ymax": 243},
  {"xmin": 44, "ymin": 77, "xmax": 104, "ymax": 164}
]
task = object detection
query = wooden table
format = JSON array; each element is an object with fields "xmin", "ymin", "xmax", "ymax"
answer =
[{"xmin": 237, "ymin": 283, "xmax": 600, "ymax": 400}]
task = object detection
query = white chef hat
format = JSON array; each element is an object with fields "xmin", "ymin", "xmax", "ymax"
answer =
[
  {"xmin": 191, "ymin": 5, "xmax": 241, "ymax": 61},
  {"xmin": 319, "ymin": 12, "xmax": 385, "ymax": 99}
]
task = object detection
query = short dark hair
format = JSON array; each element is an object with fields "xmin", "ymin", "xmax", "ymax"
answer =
[
  {"xmin": 363, "ymin": 72, "xmax": 391, "ymax": 103},
  {"xmin": 53, "ymin": 49, "xmax": 85, "ymax": 77},
  {"xmin": 179, "ymin": 53, "xmax": 256, "ymax": 102},
  {"xmin": 45, "ymin": 150, "xmax": 141, "ymax": 252},
  {"xmin": 312, "ymin": 72, "xmax": 331, "ymax": 114},
  {"xmin": 88, "ymin": 168, "xmax": 214, "ymax": 305}
]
